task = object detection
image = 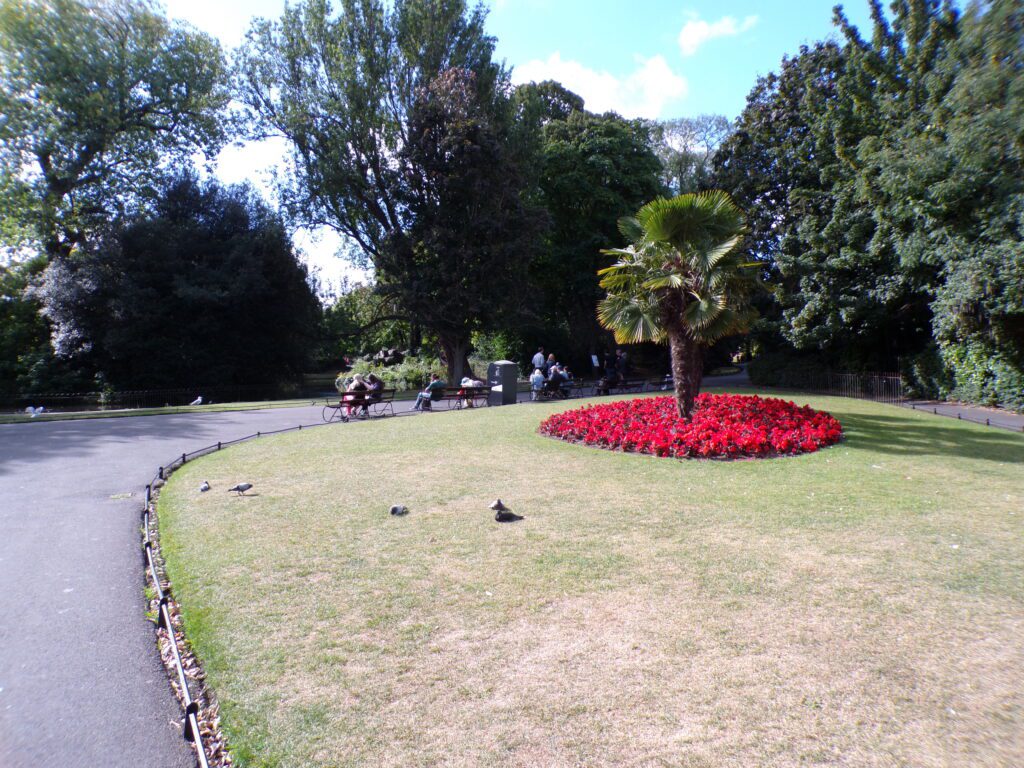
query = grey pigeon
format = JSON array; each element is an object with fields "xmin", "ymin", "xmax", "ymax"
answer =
[
  {"xmin": 494, "ymin": 509, "xmax": 524, "ymax": 523},
  {"xmin": 227, "ymin": 482, "xmax": 253, "ymax": 496},
  {"xmin": 389, "ymin": 505, "xmax": 409, "ymax": 516},
  {"xmin": 199, "ymin": 480, "xmax": 210, "ymax": 492},
  {"xmin": 488, "ymin": 499, "xmax": 507, "ymax": 511}
]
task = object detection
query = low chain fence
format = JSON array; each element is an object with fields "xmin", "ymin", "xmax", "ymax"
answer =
[{"xmin": 141, "ymin": 417, "xmax": 338, "ymax": 768}]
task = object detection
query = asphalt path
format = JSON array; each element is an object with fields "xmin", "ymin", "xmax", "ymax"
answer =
[{"xmin": 0, "ymin": 402, "xmax": 360, "ymax": 768}]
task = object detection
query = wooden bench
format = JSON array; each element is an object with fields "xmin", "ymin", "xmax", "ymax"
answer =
[
  {"xmin": 322, "ymin": 389, "xmax": 396, "ymax": 422},
  {"xmin": 434, "ymin": 385, "xmax": 491, "ymax": 410}
]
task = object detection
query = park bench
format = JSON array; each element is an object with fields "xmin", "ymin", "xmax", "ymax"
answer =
[
  {"xmin": 322, "ymin": 389, "xmax": 395, "ymax": 422},
  {"xmin": 435, "ymin": 385, "xmax": 491, "ymax": 410},
  {"xmin": 593, "ymin": 379, "xmax": 647, "ymax": 396},
  {"xmin": 534, "ymin": 379, "xmax": 583, "ymax": 400}
]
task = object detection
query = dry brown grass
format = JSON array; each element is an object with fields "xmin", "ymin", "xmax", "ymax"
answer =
[{"xmin": 159, "ymin": 394, "xmax": 1024, "ymax": 767}]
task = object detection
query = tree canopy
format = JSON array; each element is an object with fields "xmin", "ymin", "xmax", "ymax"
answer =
[
  {"xmin": 38, "ymin": 175, "xmax": 320, "ymax": 390},
  {"xmin": 0, "ymin": 0, "xmax": 230, "ymax": 260}
]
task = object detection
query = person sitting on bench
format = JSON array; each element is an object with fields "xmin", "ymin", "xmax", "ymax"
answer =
[
  {"xmin": 344, "ymin": 373, "xmax": 368, "ymax": 416},
  {"xmin": 366, "ymin": 373, "xmax": 384, "ymax": 404},
  {"xmin": 413, "ymin": 373, "xmax": 446, "ymax": 411},
  {"xmin": 530, "ymin": 368, "xmax": 545, "ymax": 400}
]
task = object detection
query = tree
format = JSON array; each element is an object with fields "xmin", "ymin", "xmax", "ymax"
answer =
[
  {"xmin": 235, "ymin": 0, "xmax": 534, "ymax": 380},
  {"xmin": 376, "ymin": 68, "xmax": 543, "ymax": 381},
  {"xmin": 650, "ymin": 115, "xmax": 733, "ymax": 193},
  {"xmin": 532, "ymin": 109, "xmax": 665, "ymax": 361},
  {"xmin": 0, "ymin": 0, "xmax": 229, "ymax": 260},
  {"xmin": 597, "ymin": 192, "xmax": 757, "ymax": 418},
  {"xmin": 38, "ymin": 175, "xmax": 320, "ymax": 391},
  {"xmin": 234, "ymin": 0, "xmax": 502, "ymax": 262}
]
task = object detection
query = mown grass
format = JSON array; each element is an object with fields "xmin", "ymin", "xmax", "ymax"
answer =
[
  {"xmin": 0, "ymin": 397, "xmax": 323, "ymax": 424},
  {"xmin": 159, "ymin": 392, "xmax": 1024, "ymax": 767}
]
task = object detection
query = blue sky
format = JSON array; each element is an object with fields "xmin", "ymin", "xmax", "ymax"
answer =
[
  {"xmin": 488, "ymin": 0, "xmax": 874, "ymax": 119},
  {"xmin": 163, "ymin": 0, "xmax": 878, "ymax": 289}
]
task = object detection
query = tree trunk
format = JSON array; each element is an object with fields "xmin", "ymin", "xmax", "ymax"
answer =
[
  {"xmin": 667, "ymin": 326, "xmax": 704, "ymax": 419},
  {"xmin": 408, "ymin": 322, "xmax": 421, "ymax": 355},
  {"xmin": 439, "ymin": 334, "xmax": 470, "ymax": 384}
]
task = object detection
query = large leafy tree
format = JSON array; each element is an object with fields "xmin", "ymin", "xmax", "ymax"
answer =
[
  {"xmin": 0, "ymin": 0, "xmax": 229, "ymax": 260},
  {"xmin": 713, "ymin": 2, "xmax": 961, "ymax": 373},
  {"xmin": 235, "ymin": 0, "xmax": 533, "ymax": 380},
  {"xmin": 38, "ymin": 175, "xmax": 320, "ymax": 390},
  {"xmin": 650, "ymin": 114, "xmax": 732, "ymax": 194},
  {"xmin": 377, "ymin": 68, "xmax": 543, "ymax": 380},
  {"xmin": 234, "ymin": 0, "xmax": 502, "ymax": 259},
  {"xmin": 598, "ymin": 191, "xmax": 757, "ymax": 418},
  {"xmin": 532, "ymin": 109, "xmax": 665, "ymax": 360}
]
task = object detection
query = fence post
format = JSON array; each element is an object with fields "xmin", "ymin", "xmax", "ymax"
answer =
[
  {"xmin": 217, "ymin": 442, "xmax": 221, "ymax": 451},
  {"xmin": 158, "ymin": 466, "xmax": 164, "ymax": 480},
  {"xmin": 181, "ymin": 453, "xmax": 187, "ymax": 465}
]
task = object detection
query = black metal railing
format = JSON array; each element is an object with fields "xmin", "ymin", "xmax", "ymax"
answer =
[{"xmin": 799, "ymin": 371, "xmax": 906, "ymax": 405}]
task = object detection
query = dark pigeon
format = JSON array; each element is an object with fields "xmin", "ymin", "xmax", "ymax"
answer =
[
  {"xmin": 390, "ymin": 505, "xmax": 409, "ymax": 516},
  {"xmin": 227, "ymin": 483, "xmax": 253, "ymax": 496}
]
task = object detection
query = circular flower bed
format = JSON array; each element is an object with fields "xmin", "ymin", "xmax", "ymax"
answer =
[{"xmin": 539, "ymin": 394, "xmax": 842, "ymax": 459}]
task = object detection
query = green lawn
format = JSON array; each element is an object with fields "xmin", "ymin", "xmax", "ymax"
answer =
[
  {"xmin": 159, "ymin": 392, "xmax": 1024, "ymax": 767},
  {"xmin": 0, "ymin": 397, "xmax": 322, "ymax": 424}
]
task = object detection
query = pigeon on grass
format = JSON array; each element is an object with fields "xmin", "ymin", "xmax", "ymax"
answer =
[
  {"xmin": 390, "ymin": 505, "xmax": 409, "ymax": 516},
  {"xmin": 227, "ymin": 483, "xmax": 253, "ymax": 496},
  {"xmin": 199, "ymin": 480, "xmax": 211, "ymax": 492}
]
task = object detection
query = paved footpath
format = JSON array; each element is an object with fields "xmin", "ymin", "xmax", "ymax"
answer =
[
  {"xmin": 0, "ymin": 403, "xmax": 366, "ymax": 768},
  {"xmin": 903, "ymin": 399, "xmax": 1024, "ymax": 433}
]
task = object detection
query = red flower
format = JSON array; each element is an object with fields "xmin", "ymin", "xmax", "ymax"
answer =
[{"xmin": 538, "ymin": 394, "xmax": 842, "ymax": 460}]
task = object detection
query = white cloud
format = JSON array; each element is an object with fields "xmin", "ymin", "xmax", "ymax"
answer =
[
  {"xmin": 512, "ymin": 53, "xmax": 688, "ymax": 119},
  {"xmin": 678, "ymin": 15, "xmax": 758, "ymax": 57}
]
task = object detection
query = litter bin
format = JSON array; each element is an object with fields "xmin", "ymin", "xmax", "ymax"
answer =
[{"xmin": 487, "ymin": 360, "xmax": 519, "ymax": 406}]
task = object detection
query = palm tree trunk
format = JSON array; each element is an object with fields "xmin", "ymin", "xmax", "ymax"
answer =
[{"xmin": 667, "ymin": 326, "xmax": 704, "ymax": 419}]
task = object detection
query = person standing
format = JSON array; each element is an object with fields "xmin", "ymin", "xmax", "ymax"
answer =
[
  {"xmin": 545, "ymin": 353, "xmax": 556, "ymax": 377},
  {"xmin": 532, "ymin": 347, "xmax": 545, "ymax": 371}
]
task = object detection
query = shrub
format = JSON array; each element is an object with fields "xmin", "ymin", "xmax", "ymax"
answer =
[{"xmin": 343, "ymin": 355, "xmax": 447, "ymax": 392}]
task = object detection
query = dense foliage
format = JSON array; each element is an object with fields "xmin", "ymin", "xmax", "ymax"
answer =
[
  {"xmin": 540, "ymin": 394, "xmax": 843, "ymax": 459},
  {"xmin": 37, "ymin": 176, "xmax": 319, "ymax": 390},
  {"xmin": 0, "ymin": 0, "xmax": 229, "ymax": 260},
  {"xmin": 530, "ymin": 109, "xmax": 665, "ymax": 362},
  {"xmin": 715, "ymin": 0, "xmax": 1023, "ymax": 409}
]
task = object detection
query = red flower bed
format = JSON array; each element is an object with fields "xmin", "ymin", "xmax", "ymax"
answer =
[{"xmin": 539, "ymin": 394, "xmax": 842, "ymax": 459}]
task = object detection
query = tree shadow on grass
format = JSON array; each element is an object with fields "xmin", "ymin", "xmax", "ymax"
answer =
[{"xmin": 828, "ymin": 407, "xmax": 1024, "ymax": 464}]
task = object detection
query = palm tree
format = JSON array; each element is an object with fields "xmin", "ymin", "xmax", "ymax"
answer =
[{"xmin": 597, "ymin": 191, "xmax": 757, "ymax": 419}]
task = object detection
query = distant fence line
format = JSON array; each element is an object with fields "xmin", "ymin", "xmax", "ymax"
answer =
[{"xmin": 796, "ymin": 371, "xmax": 906, "ymax": 405}]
